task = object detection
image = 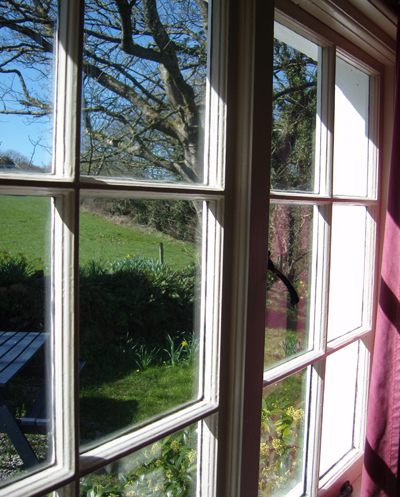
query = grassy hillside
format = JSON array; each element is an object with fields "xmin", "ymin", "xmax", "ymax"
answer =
[{"xmin": 0, "ymin": 196, "xmax": 196, "ymax": 270}]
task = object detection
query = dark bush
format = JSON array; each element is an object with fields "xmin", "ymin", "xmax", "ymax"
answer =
[
  {"xmin": 79, "ymin": 257, "xmax": 196, "ymax": 345},
  {"xmin": 0, "ymin": 253, "xmax": 46, "ymax": 332},
  {"xmin": 0, "ymin": 254, "xmax": 196, "ymax": 345}
]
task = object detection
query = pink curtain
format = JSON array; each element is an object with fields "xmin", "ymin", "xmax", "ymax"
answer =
[{"xmin": 361, "ymin": 16, "xmax": 400, "ymax": 497}]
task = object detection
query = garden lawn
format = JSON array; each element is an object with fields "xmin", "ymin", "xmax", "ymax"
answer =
[
  {"xmin": 80, "ymin": 361, "xmax": 197, "ymax": 445},
  {"xmin": 0, "ymin": 196, "xmax": 196, "ymax": 271},
  {"xmin": 79, "ymin": 210, "xmax": 196, "ymax": 270}
]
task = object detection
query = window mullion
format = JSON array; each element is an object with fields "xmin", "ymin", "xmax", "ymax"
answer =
[
  {"xmin": 216, "ymin": 0, "xmax": 274, "ymax": 495},
  {"xmin": 53, "ymin": 192, "xmax": 77, "ymax": 479},
  {"xmin": 54, "ymin": 0, "xmax": 83, "ymax": 179},
  {"xmin": 307, "ymin": 362, "xmax": 325, "ymax": 497}
]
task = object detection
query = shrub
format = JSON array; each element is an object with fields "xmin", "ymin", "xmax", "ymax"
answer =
[
  {"xmin": 80, "ymin": 426, "xmax": 197, "ymax": 496},
  {"xmin": 259, "ymin": 398, "xmax": 305, "ymax": 496},
  {"xmin": 0, "ymin": 252, "xmax": 46, "ymax": 332},
  {"xmin": 79, "ymin": 256, "xmax": 196, "ymax": 345},
  {"xmin": 259, "ymin": 373, "xmax": 306, "ymax": 496}
]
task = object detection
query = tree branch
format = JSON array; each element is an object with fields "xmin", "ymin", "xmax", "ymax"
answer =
[{"xmin": 273, "ymin": 81, "xmax": 316, "ymax": 101}]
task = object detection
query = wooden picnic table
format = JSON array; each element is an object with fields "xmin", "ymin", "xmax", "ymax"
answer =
[{"xmin": 0, "ymin": 331, "xmax": 48, "ymax": 469}]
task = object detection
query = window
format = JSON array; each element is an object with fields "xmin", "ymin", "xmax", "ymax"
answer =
[
  {"xmin": 256, "ymin": 5, "xmax": 393, "ymax": 496},
  {"xmin": 0, "ymin": 1, "xmax": 395, "ymax": 497}
]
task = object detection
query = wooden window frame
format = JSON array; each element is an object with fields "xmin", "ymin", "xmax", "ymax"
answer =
[{"xmin": 0, "ymin": 1, "xmax": 396, "ymax": 496}]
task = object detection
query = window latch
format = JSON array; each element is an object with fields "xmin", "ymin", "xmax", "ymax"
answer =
[{"xmin": 337, "ymin": 481, "xmax": 353, "ymax": 497}]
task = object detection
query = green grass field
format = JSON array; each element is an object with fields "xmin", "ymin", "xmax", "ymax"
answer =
[
  {"xmin": 0, "ymin": 194, "xmax": 200, "ymax": 481},
  {"xmin": 80, "ymin": 360, "xmax": 198, "ymax": 445},
  {"xmin": 0, "ymin": 196, "xmax": 196, "ymax": 270}
]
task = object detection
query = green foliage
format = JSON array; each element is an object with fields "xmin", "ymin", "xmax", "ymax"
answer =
[
  {"xmin": 272, "ymin": 40, "xmax": 317, "ymax": 191},
  {"xmin": 0, "ymin": 252, "xmax": 46, "ymax": 332},
  {"xmin": 259, "ymin": 372, "xmax": 306, "ymax": 496},
  {"xmin": 259, "ymin": 397, "xmax": 305, "ymax": 496},
  {"xmin": 106, "ymin": 199, "xmax": 199, "ymax": 244},
  {"xmin": 163, "ymin": 334, "xmax": 186, "ymax": 367},
  {"xmin": 279, "ymin": 332, "xmax": 303, "ymax": 358},
  {"xmin": 0, "ymin": 251, "xmax": 43, "ymax": 286},
  {"xmin": 80, "ymin": 426, "xmax": 197, "ymax": 497},
  {"xmin": 133, "ymin": 343, "xmax": 160, "ymax": 371},
  {"xmin": 79, "ymin": 257, "xmax": 196, "ymax": 345}
]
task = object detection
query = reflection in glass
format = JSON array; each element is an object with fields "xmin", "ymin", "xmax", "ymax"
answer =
[
  {"xmin": 81, "ymin": 0, "xmax": 208, "ymax": 183},
  {"xmin": 319, "ymin": 342, "xmax": 359, "ymax": 477},
  {"xmin": 259, "ymin": 368, "xmax": 308, "ymax": 496},
  {"xmin": 0, "ymin": 196, "xmax": 52, "ymax": 487},
  {"xmin": 79, "ymin": 198, "xmax": 202, "ymax": 449},
  {"xmin": 265, "ymin": 204, "xmax": 313, "ymax": 369},
  {"xmin": 271, "ymin": 23, "xmax": 320, "ymax": 193},
  {"xmin": 0, "ymin": 1, "xmax": 56, "ymax": 173},
  {"xmin": 80, "ymin": 423, "xmax": 198, "ymax": 496},
  {"xmin": 333, "ymin": 59, "xmax": 370, "ymax": 197},
  {"xmin": 328, "ymin": 205, "xmax": 366, "ymax": 340}
]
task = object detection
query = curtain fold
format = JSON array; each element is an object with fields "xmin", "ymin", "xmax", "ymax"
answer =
[{"xmin": 361, "ymin": 16, "xmax": 400, "ymax": 497}]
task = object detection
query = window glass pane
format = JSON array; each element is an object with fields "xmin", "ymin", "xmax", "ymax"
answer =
[
  {"xmin": 327, "ymin": 205, "xmax": 366, "ymax": 341},
  {"xmin": 319, "ymin": 341, "xmax": 359, "ymax": 477},
  {"xmin": 259, "ymin": 368, "xmax": 309, "ymax": 496},
  {"xmin": 80, "ymin": 421, "xmax": 199, "ymax": 496},
  {"xmin": 272, "ymin": 23, "xmax": 320, "ymax": 193},
  {"xmin": 333, "ymin": 58, "xmax": 370, "ymax": 197},
  {"xmin": 265, "ymin": 204, "xmax": 313, "ymax": 369},
  {"xmin": 81, "ymin": 0, "xmax": 208, "ymax": 183},
  {"xmin": 0, "ymin": 2, "xmax": 56, "ymax": 173},
  {"xmin": 79, "ymin": 198, "xmax": 202, "ymax": 449},
  {"xmin": 0, "ymin": 196, "xmax": 53, "ymax": 486}
]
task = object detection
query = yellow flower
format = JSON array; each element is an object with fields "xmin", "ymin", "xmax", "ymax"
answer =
[
  {"xmin": 127, "ymin": 254, "xmax": 131, "ymax": 258},
  {"xmin": 182, "ymin": 341, "xmax": 187, "ymax": 347},
  {"xmin": 188, "ymin": 449, "xmax": 197, "ymax": 464},
  {"xmin": 271, "ymin": 438, "xmax": 281, "ymax": 450},
  {"xmin": 151, "ymin": 442, "xmax": 162, "ymax": 455},
  {"xmin": 136, "ymin": 369, "xmax": 140, "ymax": 372},
  {"xmin": 170, "ymin": 440, "xmax": 181, "ymax": 452}
]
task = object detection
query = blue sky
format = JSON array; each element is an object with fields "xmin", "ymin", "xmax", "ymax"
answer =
[{"xmin": 0, "ymin": 112, "xmax": 52, "ymax": 169}]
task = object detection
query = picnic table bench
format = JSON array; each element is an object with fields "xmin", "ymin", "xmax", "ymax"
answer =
[
  {"xmin": 20, "ymin": 360, "xmax": 85, "ymax": 435},
  {"xmin": 0, "ymin": 331, "xmax": 48, "ymax": 469},
  {"xmin": 0, "ymin": 331, "xmax": 85, "ymax": 468}
]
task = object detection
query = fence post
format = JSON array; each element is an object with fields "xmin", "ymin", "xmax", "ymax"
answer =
[{"xmin": 159, "ymin": 242, "xmax": 164, "ymax": 264}]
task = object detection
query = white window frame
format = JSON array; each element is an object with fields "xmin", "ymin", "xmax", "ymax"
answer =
[{"xmin": 0, "ymin": 1, "xmax": 396, "ymax": 497}]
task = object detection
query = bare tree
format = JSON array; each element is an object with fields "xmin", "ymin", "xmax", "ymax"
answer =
[{"xmin": 0, "ymin": 0, "xmax": 208, "ymax": 181}]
